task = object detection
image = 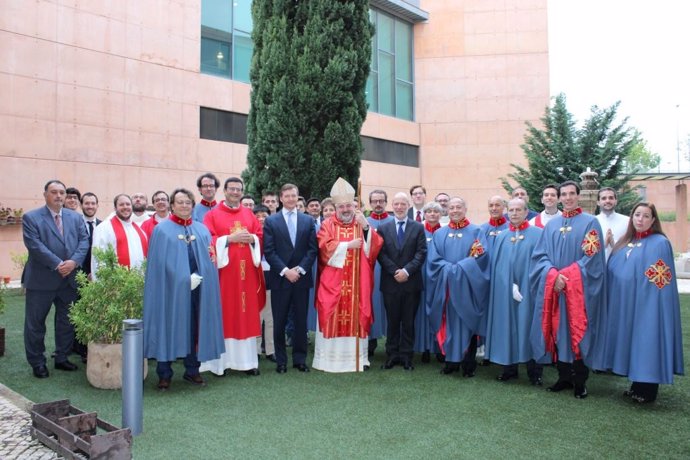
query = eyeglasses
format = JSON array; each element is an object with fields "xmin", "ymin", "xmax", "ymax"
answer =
[
  {"xmin": 174, "ymin": 200, "xmax": 193, "ymax": 206},
  {"xmin": 370, "ymin": 199, "xmax": 386, "ymax": 204},
  {"xmin": 153, "ymin": 197, "xmax": 169, "ymax": 203}
]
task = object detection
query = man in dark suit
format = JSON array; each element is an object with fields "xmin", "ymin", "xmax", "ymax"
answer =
[
  {"xmin": 23, "ymin": 180, "xmax": 89, "ymax": 378},
  {"xmin": 377, "ymin": 192, "xmax": 427, "ymax": 370},
  {"xmin": 263, "ymin": 184, "xmax": 318, "ymax": 373}
]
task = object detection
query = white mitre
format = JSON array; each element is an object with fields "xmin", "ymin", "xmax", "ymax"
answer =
[{"xmin": 330, "ymin": 177, "xmax": 355, "ymax": 205}]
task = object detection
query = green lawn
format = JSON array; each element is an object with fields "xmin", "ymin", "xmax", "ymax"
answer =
[{"xmin": 1, "ymin": 289, "xmax": 688, "ymax": 459}]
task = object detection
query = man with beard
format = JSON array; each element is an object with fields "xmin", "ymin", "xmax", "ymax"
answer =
[
  {"xmin": 193, "ymin": 172, "xmax": 219, "ymax": 222},
  {"xmin": 92, "ymin": 194, "xmax": 148, "ymax": 273},
  {"xmin": 596, "ymin": 187, "xmax": 628, "ymax": 260},
  {"xmin": 130, "ymin": 192, "xmax": 150, "ymax": 224},
  {"xmin": 366, "ymin": 189, "xmax": 393, "ymax": 357},
  {"xmin": 426, "ymin": 197, "xmax": 489, "ymax": 377},
  {"xmin": 201, "ymin": 177, "xmax": 265, "ymax": 376},
  {"xmin": 313, "ymin": 178, "xmax": 383, "ymax": 372},
  {"xmin": 79, "ymin": 192, "xmax": 101, "ymax": 278}
]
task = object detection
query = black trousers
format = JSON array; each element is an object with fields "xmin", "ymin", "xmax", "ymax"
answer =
[
  {"xmin": 271, "ymin": 286, "xmax": 309, "ymax": 366},
  {"xmin": 382, "ymin": 290, "xmax": 420, "ymax": 361}
]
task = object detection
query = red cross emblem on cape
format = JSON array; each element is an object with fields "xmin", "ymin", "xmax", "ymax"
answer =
[
  {"xmin": 581, "ymin": 229, "xmax": 601, "ymax": 257},
  {"xmin": 645, "ymin": 259, "xmax": 672, "ymax": 289},
  {"xmin": 469, "ymin": 239, "xmax": 485, "ymax": 258}
]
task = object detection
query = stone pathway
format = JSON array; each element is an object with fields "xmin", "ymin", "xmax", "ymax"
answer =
[{"xmin": 0, "ymin": 384, "xmax": 59, "ymax": 459}]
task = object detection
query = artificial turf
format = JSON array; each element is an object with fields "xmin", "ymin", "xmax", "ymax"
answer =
[{"xmin": 1, "ymin": 289, "xmax": 688, "ymax": 459}]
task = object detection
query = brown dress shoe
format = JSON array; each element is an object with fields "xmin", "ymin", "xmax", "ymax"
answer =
[
  {"xmin": 157, "ymin": 378, "xmax": 171, "ymax": 391},
  {"xmin": 183, "ymin": 373, "xmax": 206, "ymax": 386}
]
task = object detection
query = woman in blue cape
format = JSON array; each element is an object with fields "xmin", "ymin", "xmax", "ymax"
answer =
[{"xmin": 605, "ymin": 202, "xmax": 684, "ymax": 403}]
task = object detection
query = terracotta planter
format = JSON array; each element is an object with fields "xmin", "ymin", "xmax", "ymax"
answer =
[
  {"xmin": 2, "ymin": 276, "xmax": 10, "ymax": 285},
  {"xmin": 86, "ymin": 342, "xmax": 148, "ymax": 390}
]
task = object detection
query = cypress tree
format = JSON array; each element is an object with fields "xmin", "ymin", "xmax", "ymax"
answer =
[{"xmin": 244, "ymin": 0, "xmax": 373, "ymax": 199}]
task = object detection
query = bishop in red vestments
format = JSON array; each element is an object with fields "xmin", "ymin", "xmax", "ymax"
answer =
[{"xmin": 313, "ymin": 178, "xmax": 383, "ymax": 372}]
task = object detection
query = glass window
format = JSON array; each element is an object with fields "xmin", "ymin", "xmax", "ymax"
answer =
[
  {"xmin": 233, "ymin": 33, "xmax": 253, "ymax": 83},
  {"xmin": 201, "ymin": 0, "xmax": 252, "ymax": 82},
  {"xmin": 368, "ymin": 8, "xmax": 415, "ymax": 120}
]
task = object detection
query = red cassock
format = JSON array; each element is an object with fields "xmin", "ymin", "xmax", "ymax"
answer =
[
  {"xmin": 204, "ymin": 204, "xmax": 266, "ymax": 340},
  {"xmin": 316, "ymin": 217, "xmax": 383, "ymax": 339}
]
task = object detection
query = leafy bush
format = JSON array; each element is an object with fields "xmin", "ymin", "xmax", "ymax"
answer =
[{"xmin": 70, "ymin": 246, "xmax": 145, "ymax": 344}]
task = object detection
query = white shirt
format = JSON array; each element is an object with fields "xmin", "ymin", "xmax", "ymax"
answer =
[
  {"xmin": 596, "ymin": 211, "xmax": 629, "ymax": 260},
  {"xmin": 91, "ymin": 217, "xmax": 146, "ymax": 276},
  {"xmin": 529, "ymin": 209, "xmax": 561, "ymax": 228}
]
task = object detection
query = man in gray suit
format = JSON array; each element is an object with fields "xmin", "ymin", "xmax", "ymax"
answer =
[
  {"xmin": 23, "ymin": 180, "xmax": 89, "ymax": 378},
  {"xmin": 377, "ymin": 192, "xmax": 427, "ymax": 370}
]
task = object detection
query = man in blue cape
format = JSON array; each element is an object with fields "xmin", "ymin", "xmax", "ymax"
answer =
[
  {"xmin": 426, "ymin": 197, "xmax": 489, "ymax": 377},
  {"xmin": 144, "ymin": 188, "xmax": 225, "ymax": 391},
  {"xmin": 529, "ymin": 180, "xmax": 606, "ymax": 399},
  {"xmin": 485, "ymin": 198, "xmax": 545, "ymax": 384}
]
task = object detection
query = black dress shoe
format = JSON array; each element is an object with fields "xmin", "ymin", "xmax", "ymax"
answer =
[
  {"xmin": 363, "ymin": 365, "xmax": 370, "ymax": 371},
  {"xmin": 421, "ymin": 351, "xmax": 430, "ymax": 363},
  {"xmin": 461, "ymin": 361, "xmax": 477, "ymax": 378},
  {"xmin": 183, "ymin": 373, "xmax": 207, "ymax": 386},
  {"xmin": 574, "ymin": 385, "xmax": 588, "ymax": 399},
  {"xmin": 546, "ymin": 380, "xmax": 574, "ymax": 392},
  {"xmin": 496, "ymin": 372, "xmax": 519, "ymax": 382},
  {"xmin": 403, "ymin": 360, "xmax": 414, "ymax": 371},
  {"xmin": 33, "ymin": 365, "xmax": 49, "ymax": 378},
  {"xmin": 55, "ymin": 360, "xmax": 78, "ymax": 371},
  {"xmin": 157, "ymin": 378, "xmax": 171, "ymax": 391},
  {"xmin": 435, "ymin": 353, "xmax": 446, "ymax": 363},
  {"xmin": 293, "ymin": 363, "xmax": 310, "ymax": 372},
  {"xmin": 441, "ymin": 363, "xmax": 460, "ymax": 374},
  {"xmin": 245, "ymin": 368, "xmax": 260, "ymax": 376},
  {"xmin": 276, "ymin": 364, "xmax": 287, "ymax": 374},
  {"xmin": 381, "ymin": 359, "xmax": 397, "ymax": 370},
  {"xmin": 265, "ymin": 354, "xmax": 276, "ymax": 362},
  {"xmin": 530, "ymin": 377, "xmax": 544, "ymax": 386}
]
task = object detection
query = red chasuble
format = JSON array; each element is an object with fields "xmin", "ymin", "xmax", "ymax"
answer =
[
  {"xmin": 316, "ymin": 217, "xmax": 383, "ymax": 339},
  {"xmin": 204, "ymin": 203, "xmax": 266, "ymax": 340}
]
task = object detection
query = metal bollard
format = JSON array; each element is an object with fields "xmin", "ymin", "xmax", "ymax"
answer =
[{"xmin": 122, "ymin": 319, "xmax": 143, "ymax": 436}]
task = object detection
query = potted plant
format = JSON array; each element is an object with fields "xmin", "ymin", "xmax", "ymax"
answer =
[
  {"xmin": 13, "ymin": 208, "xmax": 23, "ymax": 225},
  {"xmin": 70, "ymin": 246, "xmax": 147, "ymax": 389},
  {"xmin": 0, "ymin": 206, "xmax": 9, "ymax": 225}
]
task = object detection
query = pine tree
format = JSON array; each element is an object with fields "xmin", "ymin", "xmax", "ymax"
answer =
[
  {"xmin": 501, "ymin": 93, "xmax": 642, "ymax": 214},
  {"xmin": 244, "ymin": 0, "xmax": 373, "ymax": 199}
]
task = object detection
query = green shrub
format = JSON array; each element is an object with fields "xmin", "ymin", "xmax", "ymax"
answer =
[{"xmin": 70, "ymin": 246, "xmax": 145, "ymax": 344}]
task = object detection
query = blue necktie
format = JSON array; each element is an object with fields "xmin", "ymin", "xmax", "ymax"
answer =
[
  {"xmin": 397, "ymin": 221, "xmax": 404, "ymax": 247},
  {"xmin": 288, "ymin": 211, "xmax": 296, "ymax": 246}
]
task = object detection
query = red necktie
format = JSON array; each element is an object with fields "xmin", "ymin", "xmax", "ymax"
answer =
[
  {"xmin": 416, "ymin": 210, "xmax": 422, "ymax": 222},
  {"xmin": 55, "ymin": 214, "xmax": 63, "ymax": 235}
]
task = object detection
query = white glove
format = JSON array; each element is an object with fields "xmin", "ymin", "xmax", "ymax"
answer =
[
  {"xmin": 191, "ymin": 273, "xmax": 203, "ymax": 290},
  {"xmin": 512, "ymin": 283, "xmax": 523, "ymax": 302}
]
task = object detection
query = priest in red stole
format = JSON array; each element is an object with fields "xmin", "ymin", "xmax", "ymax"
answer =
[
  {"xmin": 200, "ymin": 177, "xmax": 265, "ymax": 376},
  {"xmin": 313, "ymin": 178, "xmax": 383, "ymax": 372},
  {"xmin": 91, "ymin": 193, "xmax": 148, "ymax": 275}
]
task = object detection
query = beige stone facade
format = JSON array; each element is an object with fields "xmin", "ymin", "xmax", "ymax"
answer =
[{"xmin": 0, "ymin": 0, "xmax": 551, "ymax": 277}]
